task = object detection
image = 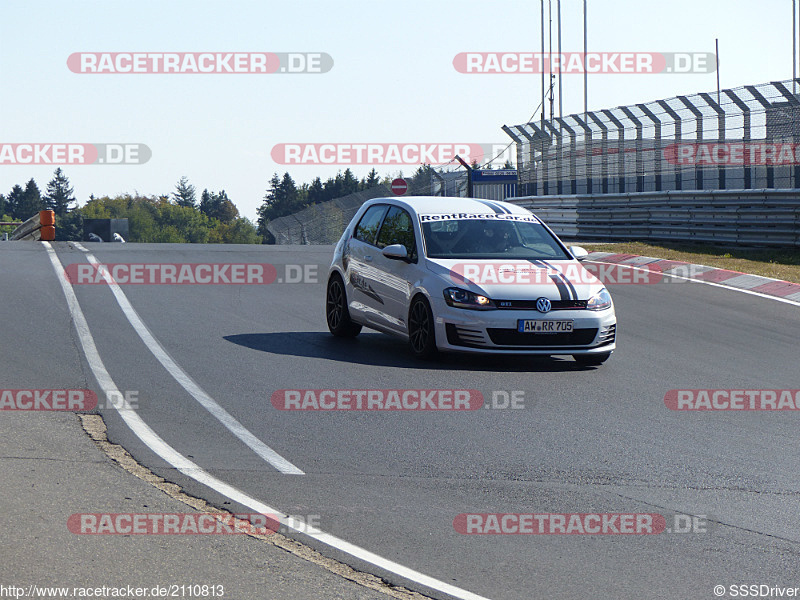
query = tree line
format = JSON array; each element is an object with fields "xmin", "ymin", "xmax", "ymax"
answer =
[
  {"xmin": 1, "ymin": 164, "xmax": 473, "ymax": 243},
  {"xmin": 254, "ymin": 165, "xmax": 455, "ymax": 242},
  {"xmin": 0, "ymin": 170, "xmax": 259, "ymax": 243}
]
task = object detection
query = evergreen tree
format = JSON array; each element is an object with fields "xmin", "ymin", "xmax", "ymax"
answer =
[
  {"xmin": 342, "ymin": 168, "xmax": 359, "ymax": 195},
  {"xmin": 44, "ymin": 168, "xmax": 76, "ymax": 216},
  {"xmin": 199, "ymin": 189, "xmax": 238, "ymax": 223},
  {"xmin": 411, "ymin": 164, "xmax": 434, "ymax": 193},
  {"xmin": 364, "ymin": 168, "xmax": 380, "ymax": 189},
  {"xmin": 0, "ymin": 193, "xmax": 6, "ymax": 217},
  {"xmin": 199, "ymin": 189, "xmax": 214, "ymax": 216},
  {"xmin": 257, "ymin": 172, "xmax": 305, "ymax": 222},
  {"xmin": 172, "ymin": 176, "xmax": 197, "ymax": 208},
  {"xmin": 256, "ymin": 174, "xmax": 281, "ymax": 242},
  {"xmin": 212, "ymin": 190, "xmax": 239, "ymax": 223},
  {"xmin": 15, "ymin": 179, "xmax": 45, "ymax": 220},
  {"xmin": 323, "ymin": 173, "xmax": 343, "ymax": 200},
  {"xmin": 6, "ymin": 185, "xmax": 24, "ymax": 219},
  {"xmin": 307, "ymin": 177, "xmax": 325, "ymax": 204},
  {"xmin": 278, "ymin": 172, "xmax": 301, "ymax": 212},
  {"xmin": 256, "ymin": 172, "xmax": 310, "ymax": 242},
  {"xmin": 55, "ymin": 211, "xmax": 84, "ymax": 242},
  {"xmin": 260, "ymin": 174, "xmax": 282, "ymax": 215}
]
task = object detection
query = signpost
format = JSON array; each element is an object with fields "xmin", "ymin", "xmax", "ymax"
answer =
[{"xmin": 391, "ymin": 178, "xmax": 408, "ymax": 195}]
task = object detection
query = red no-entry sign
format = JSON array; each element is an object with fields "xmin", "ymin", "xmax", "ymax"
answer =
[{"xmin": 391, "ymin": 178, "xmax": 408, "ymax": 195}]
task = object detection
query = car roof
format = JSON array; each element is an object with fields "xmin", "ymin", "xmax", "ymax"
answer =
[{"xmin": 363, "ymin": 195, "xmax": 533, "ymax": 216}]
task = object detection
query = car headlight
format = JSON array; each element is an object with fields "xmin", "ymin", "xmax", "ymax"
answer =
[
  {"xmin": 443, "ymin": 288, "xmax": 495, "ymax": 310},
  {"xmin": 587, "ymin": 288, "xmax": 613, "ymax": 311}
]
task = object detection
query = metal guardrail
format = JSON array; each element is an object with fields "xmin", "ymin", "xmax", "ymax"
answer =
[
  {"xmin": 508, "ymin": 189, "xmax": 800, "ymax": 247},
  {"xmin": 10, "ymin": 211, "xmax": 56, "ymax": 241}
]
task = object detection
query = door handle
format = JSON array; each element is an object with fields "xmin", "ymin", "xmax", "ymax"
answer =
[{"xmin": 364, "ymin": 255, "xmax": 373, "ymax": 262}]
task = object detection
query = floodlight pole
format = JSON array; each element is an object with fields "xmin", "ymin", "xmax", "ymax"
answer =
[
  {"xmin": 541, "ymin": 0, "xmax": 546, "ymax": 128},
  {"xmin": 715, "ymin": 38, "xmax": 721, "ymax": 104},
  {"xmin": 557, "ymin": 0, "xmax": 562, "ymax": 124},
  {"xmin": 583, "ymin": 0, "xmax": 588, "ymax": 120}
]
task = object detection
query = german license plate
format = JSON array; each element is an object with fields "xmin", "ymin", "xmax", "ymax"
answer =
[{"xmin": 517, "ymin": 319, "xmax": 574, "ymax": 333}]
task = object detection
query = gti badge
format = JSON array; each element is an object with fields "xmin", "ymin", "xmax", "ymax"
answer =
[{"xmin": 536, "ymin": 297, "xmax": 552, "ymax": 313}]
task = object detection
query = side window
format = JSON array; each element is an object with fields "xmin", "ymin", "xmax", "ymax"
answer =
[
  {"xmin": 354, "ymin": 205, "xmax": 388, "ymax": 245},
  {"xmin": 376, "ymin": 206, "xmax": 417, "ymax": 261}
]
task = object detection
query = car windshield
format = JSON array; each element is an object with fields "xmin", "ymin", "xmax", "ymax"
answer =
[{"xmin": 421, "ymin": 217, "xmax": 571, "ymax": 260}]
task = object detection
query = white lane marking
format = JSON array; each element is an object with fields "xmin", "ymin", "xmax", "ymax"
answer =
[
  {"xmin": 69, "ymin": 246, "xmax": 303, "ymax": 474},
  {"xmin": 44, "ymin": 242, "xmax": 492, "ymax": 600},
  {"xmin": 72, "ymin": 242, "xmax": 89, "ymax": 252},
  {"xmin": 589, "ymin": 260, "xmax": 800, "ymax": 308}
]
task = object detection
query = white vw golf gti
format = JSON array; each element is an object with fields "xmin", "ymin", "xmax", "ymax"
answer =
[{"xmin": 325, "ymin": 196, "xmax": 616, "ymax": 364}]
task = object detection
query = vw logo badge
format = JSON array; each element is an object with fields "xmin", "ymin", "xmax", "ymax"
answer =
[{"xmin": 536, "ymin": 297, "xmax": 552, "ymax": 313}]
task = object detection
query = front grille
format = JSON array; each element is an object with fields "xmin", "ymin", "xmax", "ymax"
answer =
[
  {"xmin": 494, "ymin": 299, "xmax": 588, "ymax": 310},
  {"xmin": 487, "ymin": 328, "xmax": 599, "ymax": 347}
]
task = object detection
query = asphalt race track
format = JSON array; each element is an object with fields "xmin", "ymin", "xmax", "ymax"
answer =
[{"xmin": 4, "ymin": 241, "xmax": 800, "ymax": 600}]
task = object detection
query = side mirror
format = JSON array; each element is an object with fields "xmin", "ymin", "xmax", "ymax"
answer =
[
  {"xmin": 570, "ymin": 245, "xmax": 590, "ymax": 261},
  {"xmin": 382, "ymin": 244, "xmax": 409, "ymax": 261}
]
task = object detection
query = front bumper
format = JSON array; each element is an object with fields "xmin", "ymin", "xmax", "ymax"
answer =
[{"xmin": 432, "ymin": 300, "xmax": 616, "ymax": 355}]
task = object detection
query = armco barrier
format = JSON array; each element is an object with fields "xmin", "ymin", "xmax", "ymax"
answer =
[
  {"xmin": 10, "ymin": 210, "xmax": 56, "ymax": 241},
  {"xmin": 508, "ymin": 189, "xmax": 800, "ymax": 247}
]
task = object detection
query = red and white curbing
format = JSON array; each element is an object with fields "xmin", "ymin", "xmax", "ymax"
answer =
[{"xmin": 586, "ymin": 252, "xmax": 800, "ymax": 303}]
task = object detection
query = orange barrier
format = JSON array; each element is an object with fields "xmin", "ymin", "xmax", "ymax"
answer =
[
  {"xmin": 40, "ymin": 225, "xmax": 56, "ymax": 241},
  {"xmin": 10, "ymin": 210, "xmax": 56, "ymax": 241}
]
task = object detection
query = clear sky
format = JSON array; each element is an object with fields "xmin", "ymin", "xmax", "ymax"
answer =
[{"xmin": 1, "ymin": 0, "xmax": 797, "ymax": 220}]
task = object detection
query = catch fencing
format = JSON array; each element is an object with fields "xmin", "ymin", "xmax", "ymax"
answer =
[
  {"xmin": 504, "ymin": 79, "xmax": 800, "ymax": 196},
  {"xmin": 269, "ymin": 78, "xmax": 800, "ymax": 247},
  {"xmin": 266, "ymin": 186, "xmax": 392, "ymax": 245},
  {"xmin": 266, "ymin": 173, "xmax": 469, "ymax": 245}
]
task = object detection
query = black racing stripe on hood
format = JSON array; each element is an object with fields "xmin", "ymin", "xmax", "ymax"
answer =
[
  {"xmin": 472, "ymin": 199, "xmax": 505, "ymax": 214},
  {"xmin": 526, "ymin": 259, "xmax": 569, "ymax": 300},
  {"xmin": 482, "ymin": 199, "xmax": 512, "ymax": 214},
  {"xmin": 540, "ymin": 260, "xmax": 578, "ymax": 300}
]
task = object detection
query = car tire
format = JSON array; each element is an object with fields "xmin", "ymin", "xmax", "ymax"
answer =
[
  {"xmin": 573, "ymin": 352, "xmax": 611, "ymax": 366},
  {"xmin": 408, "ymin": 295, "xmax": 438, "ymax": 359},
  {"xmin": 326, "ymin": 274, "xmax": 362, "ymax": 338}
]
